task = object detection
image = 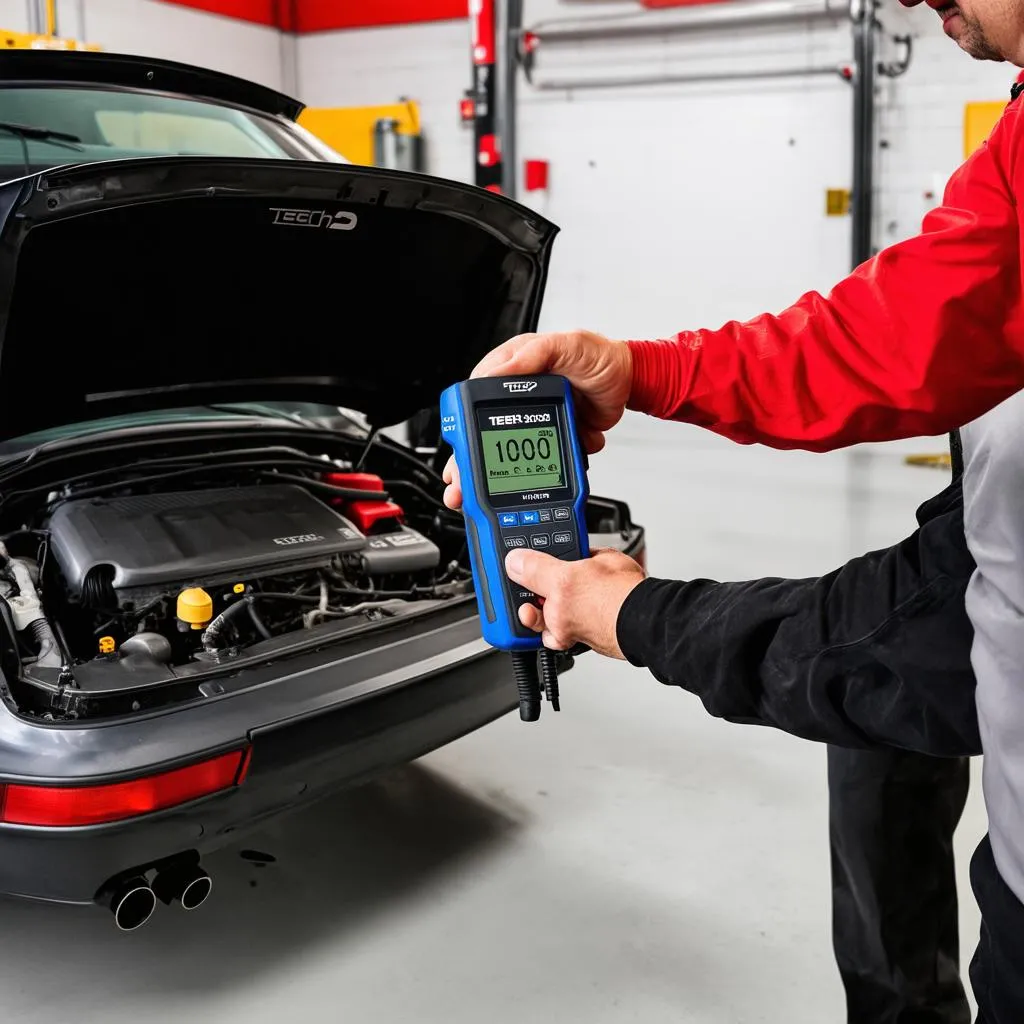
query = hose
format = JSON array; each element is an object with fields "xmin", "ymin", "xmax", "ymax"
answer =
[
  {"xmin": 0, "ymin": 543, "xmax": 64, "ymax": 670},
  {"xmin": 28, "ymin": 618, "xmax": 62, "ymax": 669},
  {"xmin": 202, "ymin": 596, "xmax": 270, "ymax": 651}
]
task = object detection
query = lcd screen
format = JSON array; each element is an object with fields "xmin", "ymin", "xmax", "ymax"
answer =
[{"xmin": 481, "ymin": 424, "xmax": 565, "ymax": 494}]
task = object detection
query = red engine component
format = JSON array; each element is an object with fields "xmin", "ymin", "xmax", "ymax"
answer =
[{"xmin": 324, "ymin": 472, "xmax": 405, "ymax": 534}]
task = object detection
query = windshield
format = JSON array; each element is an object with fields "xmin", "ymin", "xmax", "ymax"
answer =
[{"xmin": 0, "ymin": 85, "xmax": 334, "ymax": 178}]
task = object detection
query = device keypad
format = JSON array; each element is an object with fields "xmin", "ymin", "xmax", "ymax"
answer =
[{"xmin": 497, "ymin": 506, "xmax": 579, "ymax": 633}]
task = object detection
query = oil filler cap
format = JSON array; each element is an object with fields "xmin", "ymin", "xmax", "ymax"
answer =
[{"xmin": 177, "ymin": 587, "xmax": 213, "ymax": 630}]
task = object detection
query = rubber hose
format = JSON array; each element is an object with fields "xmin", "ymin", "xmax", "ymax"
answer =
[
  {"xmin": 29, "ymin": 617, "xmax": 62, "ymax": 669},
  {"xmin": 202, "ymin": 599, "xmax": 253, "ymax": 651},
  {"xmin": 511, "ymin": 651, "xmax": 541, "ymax": 723},
  {"xmin": 539, "ymin": 649, "xmax": 560, "ymax": 712},
  {"xmin": 246, "ymin": 600, "xmax": 272, "ymax": 640}
]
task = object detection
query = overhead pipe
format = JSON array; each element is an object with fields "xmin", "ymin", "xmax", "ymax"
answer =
[
  {"xmin": 524, "ymin": 0, "xmax": 850, "ymax": 46},
  {"xmin": 531, "ymin": 62, "xmax": 847, "ymax": 92},
  {"xmin": 498, "ymin": 0, "xmax": 525, "ymax": 197},
  {"xmin": 850, "ymin": 0, "xmax": 876, "ymax": 267}
]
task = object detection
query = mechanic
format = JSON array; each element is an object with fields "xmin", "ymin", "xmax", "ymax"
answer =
[{"xmin": 442, "ymin": 0, "xmax": 1024, "ymax": 1017}]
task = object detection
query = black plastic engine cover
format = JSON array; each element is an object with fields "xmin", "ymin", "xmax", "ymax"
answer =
[{"xmin": 48, "ymin": 484, "xmax": 366, "ymax": 597}]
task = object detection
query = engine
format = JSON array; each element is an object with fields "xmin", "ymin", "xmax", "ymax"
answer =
[
  {"xmin": 0, "ymin": 443, "xmax": 470, "ymax": 720},
  {"xmin": 48, "ymin": 484, "xmax": 370, "ymax": 603}
]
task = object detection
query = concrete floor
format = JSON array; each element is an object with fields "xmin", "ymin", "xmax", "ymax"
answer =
[{"xmin": 2, "ymin": 415, "xmax": 988, "ymax": 1024}]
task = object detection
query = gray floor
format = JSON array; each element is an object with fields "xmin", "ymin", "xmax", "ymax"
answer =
[{"xmin": 3, "ymin": 415, "xmax": 987, "ymax": 1023}]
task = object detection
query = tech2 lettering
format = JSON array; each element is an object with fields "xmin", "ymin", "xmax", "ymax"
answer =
[
  {"xmin": 270, "ymin": 208, "xmax": 358, "ymax": 231},
  {"xmin": 503, "ymin": 381, "xmax": 538, "ymax": 394}
]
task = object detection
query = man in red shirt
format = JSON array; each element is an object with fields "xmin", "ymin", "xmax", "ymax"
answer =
[{"xmin": 442, "ymin": 1, "xmax": 1024, "ymax": 1019}]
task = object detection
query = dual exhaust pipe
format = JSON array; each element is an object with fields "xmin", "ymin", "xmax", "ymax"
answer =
[{"xmin": 99, "ymin": 860, "xmax": 212, "ymax": 931}]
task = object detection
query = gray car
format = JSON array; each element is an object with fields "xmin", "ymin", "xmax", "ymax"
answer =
[{"xmin": 0, "ymin": 49, "xmax": 645, "ymax": 928}]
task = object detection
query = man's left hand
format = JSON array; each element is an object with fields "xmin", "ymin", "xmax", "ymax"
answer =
[{"xmin": 504, "ymin": 547, "xmax": 646, "ymax": 658}]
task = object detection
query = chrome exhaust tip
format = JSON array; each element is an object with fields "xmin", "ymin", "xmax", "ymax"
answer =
[
  {"xmin": 103, "ymin": 877, "xmax": 157, "ymax": 932},
  {"xmin": 153, "ymin": 863, "xmax": 212, "ymax": 911},
  {"xmin": 179, "ymin": 870, "xmax": 212, "ymax": 911}
]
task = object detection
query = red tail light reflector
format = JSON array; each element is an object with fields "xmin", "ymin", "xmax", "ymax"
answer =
[{"xmin": 0, "ymin": 748, "xmax": 250, "ymax": 827}]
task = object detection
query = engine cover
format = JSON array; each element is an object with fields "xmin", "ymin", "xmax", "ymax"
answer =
[{"xmin": 48, "ymin": 484, "xmax": 366, "ymax": 598}]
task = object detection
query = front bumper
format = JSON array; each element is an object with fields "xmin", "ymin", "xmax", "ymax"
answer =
[{"xmin": 0, "ymin": 606, "xmax": 520, "ymax": 904}]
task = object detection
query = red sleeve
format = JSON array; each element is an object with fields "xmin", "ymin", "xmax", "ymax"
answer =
[{"xmin": 627, "ymin": 99, "xmax": 1024, "ymax": 451}]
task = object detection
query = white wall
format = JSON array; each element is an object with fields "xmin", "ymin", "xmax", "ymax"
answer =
[
  {"xmin": 6, "ymin": 0, "xmax": 287, "ymax": 91},
  {"xmin": 297, "ymin": 19, "xmax": 473, "ymax": 183},
  {"xmin": 875, "ymin": 8, "xmax": 1013, "ymax": 252}
]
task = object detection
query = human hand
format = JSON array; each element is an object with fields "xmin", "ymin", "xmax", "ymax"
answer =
[
  {"xmin": 502, "ymin": 547, "xmax": 646, "ymax": 658},
  {"xmin": 442, "ymin": 330, "xmax": 632, "ymax": 511}
]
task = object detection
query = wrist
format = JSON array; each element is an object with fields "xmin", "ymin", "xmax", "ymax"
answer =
[
  {"xmin": 625, "ymin": 340, "xmax": 665, "ymax": 416},
  {"xmin": 615, "ymin": 576, "xmax": 658, "ymax": 667}
]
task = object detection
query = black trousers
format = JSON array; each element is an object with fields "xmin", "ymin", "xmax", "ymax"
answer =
[
  {"xmin": 828, "ymin": 745, "xmax": 972, "ymax": 1024},
  {"xmin": 970, "ymin": 835, "xmax": 1024, "ymax": 1024}
]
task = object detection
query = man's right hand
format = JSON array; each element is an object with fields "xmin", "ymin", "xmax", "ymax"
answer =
[{"xmin": 442, "ymin": 330, "xmax": 632, "ymax": 511}]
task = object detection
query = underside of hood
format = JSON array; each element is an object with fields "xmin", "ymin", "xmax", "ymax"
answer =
[{"xmin": 0, "ymin": 158, "xmax": 558, "ymax": 441}]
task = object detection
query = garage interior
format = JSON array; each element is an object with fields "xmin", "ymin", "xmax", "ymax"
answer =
[{"xmin": 0, "ymin": 0, "xmax": 1009, "ymax": 1021}]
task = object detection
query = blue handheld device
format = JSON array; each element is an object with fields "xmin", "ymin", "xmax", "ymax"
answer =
[{"xmin": 440, "ymin": 374, "xmax": 590, "ymax": 721}]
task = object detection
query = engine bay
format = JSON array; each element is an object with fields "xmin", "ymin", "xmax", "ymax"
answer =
[{"xmin": 0, "ymin": 427, "xmax": 474, "ymax": 720}]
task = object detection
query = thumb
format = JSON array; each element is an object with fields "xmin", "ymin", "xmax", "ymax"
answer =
[
  {"xmin": 472, "ymin": 334, "xmax": 540, "ymax": 378},
  {"xmin": 504, "ymin": 548, "xmax": 567, "ymax": 598}
]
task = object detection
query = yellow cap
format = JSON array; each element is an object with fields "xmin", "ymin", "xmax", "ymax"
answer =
[
  {"xmin": 98, "ymin": 635, "xmax": 116, "ymax": 654},
  {"xmin": 177, "ymin": 587, "xmax": 213, "ymax": 629},
  {"xmin": 232, "ymin": 583, "xmax": 246, "ymax": 594}
]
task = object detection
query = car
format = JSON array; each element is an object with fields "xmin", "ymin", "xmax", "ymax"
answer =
[{"xmin": 0, "ymin": 49, "xmax": 645, "ymax": 928}]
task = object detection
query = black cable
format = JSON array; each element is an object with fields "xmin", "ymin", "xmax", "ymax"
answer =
[
  {"xmin": 384, "ymin": 479, "xmax": 462, "ymax": 519},
  {"xmin": 511, "ymin": 651, "xmax": 542, "ymax": 722},
  {"xmin": 39, "ymin": 462, "xmax": 386, "ymax": 504},
  {"xmin": 539, "ymin": 649, "xmax": 560, "ymax": 712},
  {"xmin": 355, "ymin": 427, "xmax": 381, "ymax": 471},
  {"xmin": 247, "ymin": 601, "xmax": 273, "ymax": 640},
  {"xmin": 3, "ymin": 447, "xmax": 358, "ymax": 507}
]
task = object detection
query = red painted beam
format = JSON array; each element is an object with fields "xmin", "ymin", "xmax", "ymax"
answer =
[
  {"xmin": 297, "ymin": 1, "xmax": 467, "ymax": 32},
  {"xmin": 159, "ymin": 0, "xmax": 465, "ymax": 31}
]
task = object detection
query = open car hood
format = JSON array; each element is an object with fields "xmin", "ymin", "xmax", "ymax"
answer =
[{"xmin": 0, "ymin": 158, "xmax": 558, "ymax": 441}]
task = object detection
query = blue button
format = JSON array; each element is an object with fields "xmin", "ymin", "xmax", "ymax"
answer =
[
  {"xmin": 521, "ymin": 511, "xmax": 540, "ymax": 526},
  {"xmin": 499, "ymin": 512, "xmax": 519, "ymax": 528}
]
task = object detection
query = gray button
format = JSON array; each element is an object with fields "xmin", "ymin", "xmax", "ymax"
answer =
[
  {"xmin": 504, "ymin": 536, "xmax": 528, "ymax": 549},
  {"xmin": 552, "ymin": 531, "xmax": 573, "ymax": 546},
  {"xmin": 531, "ymin": 534, "xmax": 551, "ymax": 549},
  {"xmin": 538, "ymin": 509, "xmax": 553, "ymax": 523},
  {"xmin": 553, "ymin": 508, "xmax": 571, "ymax": 521}
]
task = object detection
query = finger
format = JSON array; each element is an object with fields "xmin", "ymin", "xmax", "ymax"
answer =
[
  {"xmin": 542, "ymin": 629, "xmax": 571, "ymax": 652},
  {"xmin": 578, "ymin": 426, "xmax": 606, "ymax": 455},
  {"xmin": 443, "ymin": 482, "xmax": 463, "ymax": 510},
  {"xmin": 518, "ymin": 603, "xmax": 545, "ymax": 632},
  {"xmin": 505, "ymin": 548, "xmax": 569, "ymax": 597},
  {"xmin": 442, "ymin": 455, "xmax": 457, "ymax": 485}
]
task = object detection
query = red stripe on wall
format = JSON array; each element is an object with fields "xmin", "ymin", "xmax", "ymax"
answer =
[
  {"xmin": 296, "ymin": 0, "xmax": 467, "ymax": 32},
  {"xmin": 160, "ymin": 0, "xmax": 465, "ymax": 31}
]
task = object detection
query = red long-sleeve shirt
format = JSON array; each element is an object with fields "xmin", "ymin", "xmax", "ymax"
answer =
[{"xmin": 627, "ymin": 76, "xmax": 1024, "ymax": 451}]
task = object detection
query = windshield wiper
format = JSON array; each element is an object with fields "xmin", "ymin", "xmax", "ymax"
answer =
[{"xmin": 0, "ymin": 121, "xmax": 83, "ymax": 177}]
